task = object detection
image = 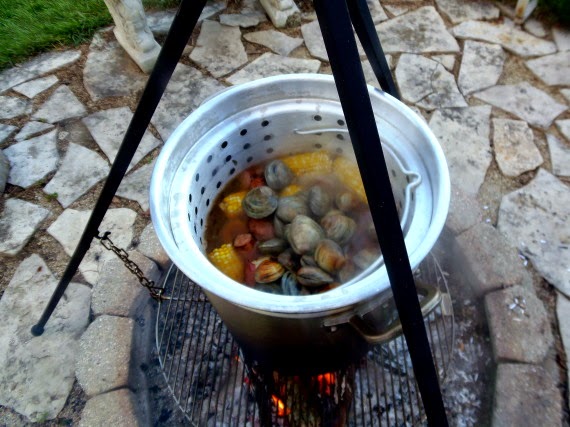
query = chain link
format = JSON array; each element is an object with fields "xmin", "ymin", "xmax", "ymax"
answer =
[{"xmin": 95, "ymin": 231, "xmax": 166, "ymax": 301}]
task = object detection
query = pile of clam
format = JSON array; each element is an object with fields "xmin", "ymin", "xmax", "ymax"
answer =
[{"xmin": 207, "ymin": 156, "xmax": 383, "ymax": 295}]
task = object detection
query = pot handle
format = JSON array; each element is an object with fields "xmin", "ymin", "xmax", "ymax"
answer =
[{"xmin": 349, "ymin": 283, "xmax": 441, "ymax": 344}]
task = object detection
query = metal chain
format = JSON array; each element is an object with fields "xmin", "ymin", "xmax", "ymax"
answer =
[{"xmin": 95, "ymin": 231, "xmax": 166, "ymax": 301}]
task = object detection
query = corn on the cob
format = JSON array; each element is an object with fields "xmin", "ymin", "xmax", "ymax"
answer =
[
  {"xmin": 279, "ymin": 184, "xmax": 302, "ymax": 197},
  {"xmin": 208, "ymin": 243, "xmax": 244, "ymax": 282},
  {"xmin": 218, "ymin": 190, "xmax": 248, "ymax": 218},
  {"xmin": 333, "ymin": 157, "xmax": 367, "ymax": 202},
  {"xmin": 282, "ymin": 152, "xmax": 332, "ymax": 176}
]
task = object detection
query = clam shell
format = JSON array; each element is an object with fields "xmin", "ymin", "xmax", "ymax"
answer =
[
  {"xmin": 335, "ymin": 191, "xmax": 360, "ymax": 212},
  {"xmin": 277, "ymin": 248, "xmax": 299, "ymax": 271},
  {"xmin": 308, "ymin": 185, "xmax": 333, "ymax": 217},
  {"xmin": 254, "ymin": 259, "xmax": 286, "ymax": 283},
  {"xmin": 288, "ymin": 215, "xmax": 325, "ymax": 255},
  {"xmin": 300, "ymin": 254, "xmax": 318, "ymax": 267},
  {"xmin": 258, "ymin": 238, "xmax": 288, "ymax": 255},
  {"xmin": 242, "ymin": 186, "xmax": 278, "ymax": 219},
  {"xmin": 314, "ymin": 239, "xmax": 346, "ymax": 274},
  {"xmin": 276, "ymin": 195, "xmax": 310, "ymax": 223},
  {"xmin": 281, "ymin": 271, "xmax": 301, "ymax": 296},
  {"xmin": 320, "ymin": 212, "xmax": 356, "ymax": 246},
  {"xmin": 297, "ymin": 266, "xmax": 334, "ymax": 287},
  {"xmin": 353, "ymin": 247, "xmax": 381, "ymax": 270},
  {"xmin": 264, "ymin": 159, "xmax": 294, "ymax": 190}
]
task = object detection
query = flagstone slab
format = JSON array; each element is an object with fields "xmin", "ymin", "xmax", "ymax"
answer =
[
  {"xmin": 13, "ymin": 75, "xmax": 59, "ymax": 98},
  {"xmin": 227, "ymin": 52, "xmax": 320, "ymax": 85},
  {"xmin": 365, "ymin": 0, "xmax": 389, "ymax": 23},
  {"xmin": 47, "ymin": 208, "xmax": 137, "ymax": 285},
  {"xmin": 375, "ymin": 7, "xmax": 460, "ymax": 54},
  {"xmin": 116, "ymin": 160, "xmax": 155, "ymax": 211},
  {"xmin": 485, "ymin": 285, "xmax": 553, "ymax": 363},
  {"xmin": 458, "ymin": 41, "xmax": 505, "ymax": 96},
  {"xmin": 32, "ymin": 85, "xmax": 87, "ymax": 123},
  {"xmin": 562, "ymin": 89, "xmax": 570, "ymax": 104},
  {"xmin": 547, "ymin": 134, "xmax": 570, "ymax": 177},
  {"xmin": 524, "ymin": 19, "xmax": 548, "ymax": 37},
  {"xmin": 557, "ymin": 293, "xmax": 570, "ymax": 411},
  {"xmin": 220, "ymin": 12, "xmax": 267, "ymax": 27},
  {"xmin": 190, "ymin": 20, "xmax": 248, "ymax": 78},
  {"xmin": 3, "ymin": 130, "xmax": 59, "ymax": 188},
  {"xmin": 244, "ymin": 30, "xmax": 303, "ymax": 56},
  {"xmin": 83, "ymin": 33, "xmax": 146, "ymax": 101},
  {"xmin": 431, "ymin": 54, "xmax": 455, "ymax": 71},
  {"xmin": 147, "ymin": 1, "xmax": 226, "ymax": 35},
  {"xmin": 493, "ymin": 118, "xmax": 543, "ymax": 177},
  {"xmin": 362, "ymin": 57, "xmax": 395, "ymax": 89},
  {"xmin": 498, "ymin": 169, "xmax": 570, "ymax": 296},
  {"xmin": 553, "ymin": 26, "xmax": 570, "ymax": 51},
  {"xmin": 428, "ymin": 106, "xmax": 492, "ymax": 196},
  {"xmin": 151, "ymin": 63, "xmax": 225, "ymax": 141},
  {"xmin": 452, "ymin": 20, "xmax": 557, "ymax": 57},
  {"xmin": 396, "ymin": 54, "xmax": 466, "ymax": 110},
  {"xmin": 0, "ymin": 96, "xmax": 32, "ymax": 119},
  {"xmin": 0, "ymin": 123, "xmax": 17, "ymax": 143},
  {"xmin": 79, "ymin": 389, "xmax": 142, "ymax": 427},
  {"xmin": 0, "ymin": 50, "xmax": 80, "ymax": 94},
  {"xmin": 435, "ymin": 0, "xmax": 499, "ymax": 23},
  {"xmin": 300, "ymin": 20, "xmax": 365, "ymax": 62},
  {"xmin": 82, "ymin": 107, "xmax": 161, "ymax": 171},
  {"xmin": 0, "ymin": 199, "xmax": 50, "ymax": 256},
  {"xmin": 136, "ymin": 222, "xmax": 170, "ymax": 270},
  {"xmin": 526, "ymin": 51, "xmax": 570, "ymax": 86},
  {"xmin": 474, "ymin": 82, "xmax": 567, "ymax": 129},
  {"xmin": 76, "ymin": 316, "xmax": 134, "ymax": 397},
  {"xmin": 557, "ymin": 120, "xmax": 570, "ymax": 141},
  {"xmin": 384, "ymin": 5, "xmax": 408, "ymax": 17},
  {"xmin": 0, "ymin": 255, "xmax": 90, "ymax": 421},
  {"xmin": 43, "ymin": 143, "xmax": 110, "ymax": 208},
  {"xmin": 14, "ymin": 121, "xmax": 54, "ymax": 141}
]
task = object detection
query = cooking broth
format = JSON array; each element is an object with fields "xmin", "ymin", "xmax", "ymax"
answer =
[{"xmin": 204, "ymin": 151, "xmax": 388, "ymax": 295}]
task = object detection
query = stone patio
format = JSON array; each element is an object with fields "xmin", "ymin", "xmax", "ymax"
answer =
[{"xmin": 0, "ymin": 0, "xmax": 569, "ymax": 425}]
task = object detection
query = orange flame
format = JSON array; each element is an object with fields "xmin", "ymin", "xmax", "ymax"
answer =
[
  {"xmin": 315, "ymin": 372, "xmax": 336, "ymax": 395},
  {"xmin": 271, "ymin": 395, "xmax": 291, "ymax": 417}
]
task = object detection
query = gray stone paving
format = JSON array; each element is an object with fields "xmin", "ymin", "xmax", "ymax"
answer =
[
  {"xmin": 3, "ymin": 129, "xmax": 59, "ymax": 188},
  {"xmin": 0, "ymin": 49, "xmax": 80, "ymax": 94},
  {"xmin": 13, "ymin": 75, "xmax": 59, "ymax": 98},
  {"xmin": 498, "ymin": 169, "xmax": 570, "ymax": 296},
  {"xmin": 82, "ymin": 107, "xmax": 161, "ymax": 171},
  {"xmin": 0, "ymin": 255, "xmax": 90, "ymax": 421},
  {"xmin": 32, "ymin": 85, "xmax": 87, "ymax": 123},
  {"xmin": 1, "ymin": 1, "xmax": 570, "ymax": 425},
  {"xmin": 474, "ymin": 82, "xmax": 567, "ymax": 129},
  {"xmin": 0, "ymin": 199, "xmax": 50, "ymax": 256},
  {"xmin": 458, "ymin": 40, "xmax": 505, "ymax": 95},
  {"xmin": 375, "ymin": 7, "xmax": 460, "ymax": 53},
  {"xmin": 244, "ymin": 30, "xmax": 303, "ymax": 56},
  {"xmin": 0, "ymin": 96, "xmax": 32, "ymax": 119},
  {"xmin": 492, "ymin": 118, "xmax": 543, "ymax": 176},
  {"xmin": 396, "ymin": 54, "xmax": 466, "ymax": 109},
  {"xmin": 452, "ymin": 20, "xmax": 557, "ymax": 56},
  {"xmin": 428, "ymin": 106, "xmax": 492, "ymax": 196},
  {"xmin": 14, "ymin": 121, "xmax": 54, "ymax": 141},
  {"xmin": 43, "ymin": 143, "xmax": 109, "ymax": 208},
  {"xmin": 547, "ymin": 134, "xmax": 570, "ymax": 177}
]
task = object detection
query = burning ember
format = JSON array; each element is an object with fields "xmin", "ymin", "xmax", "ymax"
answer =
[
  {"xmin": 271, "ymin": 394, "xmax": 291, "ymax": 417},
  {"xmin": 315, "ymin": 372, "xmax": 336, "ymax": 396}
]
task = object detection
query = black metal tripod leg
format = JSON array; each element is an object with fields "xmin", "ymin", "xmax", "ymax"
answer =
[
  {"xmin": 31, "ymin": 0, "xmax": 208, "ymax": 337},
  {"xmin": 347, "ymin": 0, "xmax": 400, "ymax": 99},
  {"xmin": 313, "ymin": 1, "xmax": 448, "ymax": 426}
]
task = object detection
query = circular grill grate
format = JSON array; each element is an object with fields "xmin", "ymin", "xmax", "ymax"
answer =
[{"xmin": 155, "ymin": 254, "xmax": 454, "ymax": 426}]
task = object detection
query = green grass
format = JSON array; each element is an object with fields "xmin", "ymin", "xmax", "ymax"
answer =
[{"xmin": 0, "ymin": 0, "xmax": 184, "ymax": 71}]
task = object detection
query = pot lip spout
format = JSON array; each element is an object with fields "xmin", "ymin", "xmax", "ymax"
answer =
[{"xmin": 149, "ymin": 74, "xmax": 450, "ymax": 315}]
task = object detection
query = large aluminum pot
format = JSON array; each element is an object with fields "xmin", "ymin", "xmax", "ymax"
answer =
[{"xmin": 150, "ymin": 74, "xmax": 450, "ymax": 374}]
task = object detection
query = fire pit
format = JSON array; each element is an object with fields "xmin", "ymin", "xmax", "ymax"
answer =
[
  {"xmin": 155, "ymin": 254, "xmax": 454, "ymax": 425},
  {"xmin": 149, "ymin": 74, "xmax": 450, "ymax": 373}
]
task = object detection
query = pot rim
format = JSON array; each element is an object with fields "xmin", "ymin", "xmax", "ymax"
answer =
[{"xmin": 150, "ymin": 74, "xmax": 450, "ymax": 316}]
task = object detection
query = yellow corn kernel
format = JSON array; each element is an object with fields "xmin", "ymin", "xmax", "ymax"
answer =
[
  {"xmin": 218, "ymin": 190, "xmax": 248, "ymax": 218},
  {"xmin": 208, "ymin": 243, "xmax": 244, "ymax": 282},
  {"xmin": 279, "ymin": 184, "xmax": 302, "ymax": 197},
  {"xmin": 333, "ymin": 157, "xmax": 367, "ymax": 202},
  {"xmin": 281, "ymin": 152, "xmax": 332, "ymax": 176}
]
